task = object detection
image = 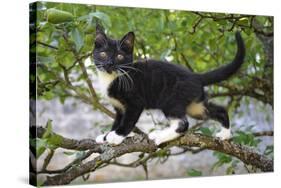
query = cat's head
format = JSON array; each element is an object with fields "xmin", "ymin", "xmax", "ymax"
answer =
[{"xmin": 93, "ymin": 24, "xmax": 135, "ymax": 74}]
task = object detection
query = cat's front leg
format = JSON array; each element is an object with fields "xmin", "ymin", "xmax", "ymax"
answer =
[
  {"xmin": 95, "ymin": 109, "xmax": 123, "ymax": 144},
  {"xmin": 106, "ymin": 106, "xmax": 143, "ymax": 145},
  {"xmin": 95, "ymin": 133, "xmax": 108, "ymax": 144}
]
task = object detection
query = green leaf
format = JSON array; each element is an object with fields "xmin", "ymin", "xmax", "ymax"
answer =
[
  {"xmin": 59, "ymin": 95, "xmax": 67, "ymax": 104},
  {"xmin": 46, "ymin": 8, "xmax": 74, "ymax": 24},
  {"xmin": 187, "ymin": 169, "xmax": 202, "ymax": 176},
  {"xmin": 43, "ymin": 91, "xmax": 54, "ymax": 100},
  {"xmin": 47, "ymin": 134, "xmax": 63, "ymax": 147},
  {"xmin": 40, "ymin": 119, "xmax": 63, "ymax": 150},
  {"xmin": 38, "ymin": 55, "xmax": 55, "ymax": 64},
  {"xmin": 156, "ymin": 149, "xmax": 169, "ymax": 157},
  {"xmin": 84, "ymin": 34, "xmax": 94, "ymax": 46},
  {"xmin": 232, "ymin": 131, "xmax": 261, "ymax": 147},
  {"xmin": 264, "ymin": 145, "xmax": 273, "ymax": 155},
  {"xmin": 217, "ymin": 19, "xmax": 227, "ymax": 26},
  {"xmin": 30, "ymin": 138, "xmax": 36, "ymax": 149},
  {"xmin": 43, "ymin": 119, "xmax": 53, "ymax": 139},
  {"xmin": 244, "ymin": 28, "xmax": 252, "ymax": 35},
  {"xmin": 212, "ymin": 152, "xmax": 233, "ymax": 171},
  {"xmin": 71, "ymin": 28, "xmax": 84, "ymax": 52},
  {"xmin": 36, "ymin": 138, "xmax": 47, "ymax": 159},
  {"xmin": 237, "ymin": 17, "xmax": 249, "ymax": 27},
  {"xmin": 55, "ymin": 50, "xmax": 75, "ymax": 67},
  {"xmin": 89, "ymin": 12, "xmax": 112, "ymax": 27},
  {"xmin": 199, "ymin": 127, "xmax": 213, "ymax": 136}
]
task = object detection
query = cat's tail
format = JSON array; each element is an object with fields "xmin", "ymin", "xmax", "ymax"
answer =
[{"xmin": 199, "ymin": 32, "xmax": 245, "ymax": 86}]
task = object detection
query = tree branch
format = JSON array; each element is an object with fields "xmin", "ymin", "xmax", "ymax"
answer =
[
  {"xmin": 253, "ymin": 131, "xmax": 273, "ymax": 137},
  {"xmin": 35, "ymin": 127, "xmax": 273, "ymax": 185},
  {"xmin": 41, "ymin": 149, "xmax": 55, "ymax": 171}
]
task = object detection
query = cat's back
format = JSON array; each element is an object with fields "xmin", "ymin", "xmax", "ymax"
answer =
[{"xmin": 133, "ymin": 59, "xmax": 193, "ymax": 77}]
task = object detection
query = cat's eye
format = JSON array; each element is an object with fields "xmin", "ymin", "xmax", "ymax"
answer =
[
  {"xmin": 117, "ymin": 54, "xmax": 124, "ymax": 61},
  {"xmin": 99, "ymin": 52, "xmax": 107, "ymax": 59}
]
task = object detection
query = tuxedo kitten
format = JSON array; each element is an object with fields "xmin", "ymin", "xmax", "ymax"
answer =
[{"xmin": 93, "ymin": 25, "xmax": 245, "ymax": 145}]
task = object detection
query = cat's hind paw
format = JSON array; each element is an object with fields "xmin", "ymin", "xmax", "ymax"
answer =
[
  {"xmin": 149, "ymin": 129, "xmax": 180, "ymax": 145},
  {"xmin": 148, "ymin": 130, "xmax": 162, "ymax": 140},
  {"xmin": 215, "ymin": 128, "xmax": 232, "ymax": 140}
]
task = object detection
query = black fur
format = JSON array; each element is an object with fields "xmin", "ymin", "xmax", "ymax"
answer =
[
  {"xmin": 93, "ymin": 25, "xmax": 245, "ymax": 138},
  {"xmin": 175, "ymin": 118, "xmax": 189, "ymax": 133}
]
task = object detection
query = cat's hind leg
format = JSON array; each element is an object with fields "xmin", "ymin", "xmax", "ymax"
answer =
[
  {"xmin": 149, "ymin": 117, "xmax": 189, "ymax": 145},
  {"xmin": 186, "ymin": 101, "xmax": 231, "ymax": 140},
  {"xmin": 205, "ymin": 102, "xmax": 231, "ymax": 140}
]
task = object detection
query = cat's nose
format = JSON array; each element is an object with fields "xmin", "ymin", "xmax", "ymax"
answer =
[
  {"xmin": 105, "ymin": 64, "xmax": 112, "ymax": 70},
  {"xmin": 106, "ymin": 61, "xmax": 114, "ymax": 67},
  {"xmin": 105, "ymin": 62, "xmax": 115, "ymax": 73}
]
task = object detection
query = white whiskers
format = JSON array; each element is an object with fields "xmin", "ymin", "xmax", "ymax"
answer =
[{"xmin": 117, "ymin": 67, "xmax": 134, "ymax": 91}]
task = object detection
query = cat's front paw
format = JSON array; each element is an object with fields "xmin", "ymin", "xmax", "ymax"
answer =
[
  {"xmin": 106, "ymin": 131, "xmax": 125, "ymax": 145},
  {"xmin": 95, "ymin": 133, "xmax": 107, "ymax": 144},
  {"xmin": 127, "ymin": 132, "xmax": 135, "ymax": 137},
  {"xmin": 215, "ymin": 128, "xmax": 232, "ymax": 140}
]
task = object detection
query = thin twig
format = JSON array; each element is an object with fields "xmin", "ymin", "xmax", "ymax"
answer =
[
  {"xmin": 37, "ymin": 41, "xmax": 58, "ymax": 50},
  {"xmin": 41, "ymin": 149, "xmax": 55, "ymax": 171}
]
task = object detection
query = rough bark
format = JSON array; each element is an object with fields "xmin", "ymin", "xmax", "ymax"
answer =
[{"xmin": 35, "ymin": 127, "xmax": 273, "ymax": 186}]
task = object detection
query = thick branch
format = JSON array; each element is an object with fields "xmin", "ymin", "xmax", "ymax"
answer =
[
  {"xmin": 37, "ymin": 127, "xmax": 273, "ymax": 185},
  {"xmin": 37, "ymin": 127, "xmax": 101, "ymax": 152}
]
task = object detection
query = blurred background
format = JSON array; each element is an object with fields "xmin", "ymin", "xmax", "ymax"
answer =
[{"xmin": 30, "ymin": 1, "xmax": 273, "ymax": 185}]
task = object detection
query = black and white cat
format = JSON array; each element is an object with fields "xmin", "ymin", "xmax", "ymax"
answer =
[{"xmin": 93, "ymin": 25, "xmax": 245, "ymax": 145}]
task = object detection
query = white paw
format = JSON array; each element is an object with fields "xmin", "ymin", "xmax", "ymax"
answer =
[
  {"xmin": 95, "ymin": 133, "xmax": 107, "ymax": 144},
  {"xmin": 216, "ymin": 128, "xmax": 232, "ymax": 140},
  {"xmin": 153, "ymin": 136, "xmax": 166, "ymax": 146},
  {"xmin": 106, "ymin": 131, "xmax": 125, "ymax": 145},
  {"xmin": 127, "ymin": 132, "xmax": 135, "ymax": 137},
  {"xmin": 149, "ymin": 129, "xmax": 180, "ymax": 145},
  {"xmin": 148, "ymin": 130, "xmax": 161, "ymax": 140}
]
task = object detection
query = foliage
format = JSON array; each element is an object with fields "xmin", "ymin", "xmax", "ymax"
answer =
[
  {"xmin": 33, "ymin": 119, "xmax": 62, "ymax": 158},
  {"xmin": 33, "ymin": 2, "xmax": 273, "ymax": 106},
  {"xmin": 232, "ymin": 131, "xmax": 261, "ymax": 147}
]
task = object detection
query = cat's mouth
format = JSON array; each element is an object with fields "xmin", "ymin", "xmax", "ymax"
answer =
[
  {"xmin": 104, "ymin": 66, "xmax": 117, "ymax": 74},
  {"xmin": 96, "ymin": 65, "xmax": 117, "ymax": 74},
  {"xmin": 106, "ymin": 69, "xmax": 114, "ymax": 74}
]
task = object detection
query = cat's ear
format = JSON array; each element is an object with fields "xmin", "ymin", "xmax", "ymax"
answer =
[
  {"xmin": 96, "ymin": 23, "xmax": 105, "ymax": 35},
  {"xmin": 120, "ymin": 32, "xmax": 135, "ymax": 53},
  {"xmin": 95, "ymin": 24, "xmax": 107, "ymax": 48}
]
